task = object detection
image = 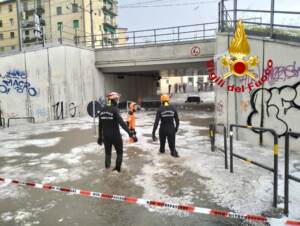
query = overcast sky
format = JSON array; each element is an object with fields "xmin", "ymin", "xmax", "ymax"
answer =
[{"xmin": 118, "ymin": 0, "xmax": 300, "ymax": 31}]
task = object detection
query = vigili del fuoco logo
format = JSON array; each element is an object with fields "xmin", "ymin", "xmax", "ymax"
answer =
[{"xmin": 207, "ymin": 20, "xmax": 273, "ymax": 93}]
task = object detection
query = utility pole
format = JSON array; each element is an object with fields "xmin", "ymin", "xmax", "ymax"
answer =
[
  {"xmin": 89, "ymin": 0, "xmax": 95, "ymax": 48},
  {"xmin": 16, "ymin": 0, "xmax": 23, "ymax": 51}
]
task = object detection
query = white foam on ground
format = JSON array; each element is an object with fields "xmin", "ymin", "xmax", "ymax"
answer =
[
  {"xmin": 0, "ymin": 137, "xmax": 61, "ymax": 150},
  {"xmin": 0, "ymin": 112, "xmax": 299, "ymax": 223}
]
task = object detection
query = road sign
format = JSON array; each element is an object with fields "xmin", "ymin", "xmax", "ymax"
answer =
[{"xmin": 191, "ymin": 46, "xmax": 201, "ymax": 56}]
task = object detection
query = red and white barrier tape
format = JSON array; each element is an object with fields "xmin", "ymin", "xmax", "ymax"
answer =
[{"xmin": 0, "ymin": 176, "xmax": 299, "ymax": 225}]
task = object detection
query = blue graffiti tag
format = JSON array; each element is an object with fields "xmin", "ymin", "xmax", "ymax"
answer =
[{"xmin": 0, "ymin": 70, "xmax": 37, "ymax": 96}]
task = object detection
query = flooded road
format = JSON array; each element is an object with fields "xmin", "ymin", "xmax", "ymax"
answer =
[{"xmin": 0, "ymin": 109, "xmax": 263, "ymax": 226}]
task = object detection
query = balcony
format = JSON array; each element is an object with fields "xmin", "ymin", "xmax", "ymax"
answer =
[
  {"xmin": 22, "ymin": 20, "xmax": 35, "ymax": 28},
  {"xmin": 24, "ymin": 6, "xmax": 45, "ymax": 16},
  {"xmin": 103, "ymin": 17, "xmax": 117, "ymax": 31},
  {"xmin": 102, "ymin": 4, "xmax": 117, "ymax": 16}
]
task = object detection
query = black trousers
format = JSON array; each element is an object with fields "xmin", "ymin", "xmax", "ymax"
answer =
[
  {"xmin": 159, "ymin": 129, "xmax": 177, "ymax": 155},
  {"xmin": 103, "ymin": 136, "xmax": 123, "ymax": 171}
]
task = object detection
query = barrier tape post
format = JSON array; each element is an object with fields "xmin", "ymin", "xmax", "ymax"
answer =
[
  {"xmin": 284, "ymin": 131, "xmax": 300, "ymax": 216},
  {"xmin": 0, "ymin": 176, "xmax": 300, "ymax": 225},
  {"xmin": 229, "ymin": 124, "xmax": 278, "ymax": 208}
]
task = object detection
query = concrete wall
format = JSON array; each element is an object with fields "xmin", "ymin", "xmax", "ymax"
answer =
[
  {"xmin": 0, "ymin": 45, "xmax": 104, "ymax": 123},
  {"xmin": 215, "ymin": 33, "xmax": 300, "ymax": 149}
]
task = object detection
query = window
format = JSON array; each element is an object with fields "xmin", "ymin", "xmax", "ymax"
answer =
[
  {"xmin": 8, "ymin": 4, "xmax": 13, "ymax": 12},
  {"xmin": 99, "ymin": 25, "xmax": 101, "ymax": 31},
  {"xmin": 56, "ymin": 6, "xmax": 62, "ymax": 15},
  {"xmin": 37, "ymin": 0, "xmax": 41, "ymax": 8},
  {"xmin": 0, "ymin": 34, "xmax": 3, "ymax": 40},
  {"xmin": 0, "ymin": 20, "xmax": 2, "ymax": 27},
  {"xmin": 57, "ymin": 22, "xmax": 63, "ymax": 31},
  {"xmin": 73, "ymin": 20, "xmax": 79, "ymax": 29},
  {"xmin": 23, "ymin": 2, "xmax": 28, "ymax": 11},
  {"xmin": 10, "ymin": 18, "xmax": 14, "ymax": 25},
  {"xmin": 72, "ymin": 3, "xmax": 78, "ymax": 13},
  {"xmin": 25, "ymin": 30, "xmax": 30, "ymax": 36},
  {"xmin": 10, "ymin": 32, "xmax": 15, "ymax": 39}
]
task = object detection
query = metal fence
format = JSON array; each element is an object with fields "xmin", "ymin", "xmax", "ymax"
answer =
[
  {"xmin": 78, "ymin": 22, "xmax": 218, "ymax": 48},
  {"xmin": 284, "ymin": 132, "xmax": 300, "ymax": 216},
  {"xmin": 229, "ymin": 124, "xmax": 279, "ymax": 208},
  {"xmin": 219, "ymin": 0, "xmax": 300, "ymax": 42}
]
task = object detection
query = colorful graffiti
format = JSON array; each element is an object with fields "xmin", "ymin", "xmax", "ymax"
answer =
[
  {"xmin": 247, "ymin": 81, "xmax": 300, "ymax": 137},
  {"xmin": 0, "ymin": 70, "xmax": 37, "ymax": 96},
  {"xmin": 268, "ymin": 61, "xmax": 300, "ymax": 85}
]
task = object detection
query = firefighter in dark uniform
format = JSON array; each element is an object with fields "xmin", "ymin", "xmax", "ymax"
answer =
[
  {"xmin": 97, "ymin": 92, "xmax": 135, "ymax": 172},
  {"xmin": 152, "ymin": 94, "xmax": 180, "ymax": 157}
]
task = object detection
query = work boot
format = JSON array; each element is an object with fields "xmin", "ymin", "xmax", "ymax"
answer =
[
  {"xmin": 112, "ymin": 167, "xmax": 121, "ymax": 173},
  {"xmin": 171, "ymin": 152, "xmax": 179, "ymax": 158},
  {"xmin": 159, "ymin": 149, "xmax": 165, "ymax": 154}
]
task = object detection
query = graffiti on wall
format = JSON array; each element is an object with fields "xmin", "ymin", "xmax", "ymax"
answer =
[
  {"xmin": 0, "ymin": 70, "xmax": 37, "ymax": 96},
  {"xmin": 268, "ymin": 61, "xmax": 300, "ymax": 86},
  {"xmin": 241, "ymin": 99, "xmax": 250, "ymax": 112},
  {"xmin": 216, "ymin": 100, "xmax": 224, "ymax": 116},
  {"xmin": 52, "ymin": 101, "xmax": 78, "ymax": 120},
  {"xmin": 35, "ymin": 107, "xmax": 48, "ymax": 118},
  {"xmin": 247, "ymin": 81, "xmax": 300, "ymax": 137}
]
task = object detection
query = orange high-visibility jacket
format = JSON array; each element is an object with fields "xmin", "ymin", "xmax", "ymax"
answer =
[{"xmin": 128, "ymin": 112, "xmax": 136, "ymax": 130}]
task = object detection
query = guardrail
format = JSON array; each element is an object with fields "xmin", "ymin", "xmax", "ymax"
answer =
[
  {"xmin": 78, "ymin": 22, "xmax": 218, "ymax": 48},
  {"xmin": 284, "ymin": 131, "xmax": 300, "ymax": 216},
  {"xmin": 209, "ymin": 123, "xmax": 228, "ymax": 169},
  {"xmin": 219, "ymin": 0, "xmax": 300, "ymax": 42},
  {"xmin": 229, "ymin": 124, "xmax": 278, "ymax": 208},
  {"xmin": 7, "ymin": 117, "xmax": 35, "ymax": 128}
]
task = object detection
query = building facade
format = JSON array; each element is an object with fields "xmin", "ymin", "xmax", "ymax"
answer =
[
  {"xmin": 0, "ymin": 0, "xmax": 19, "ymax": 52},
  {"xmin": 0, "ymin": 0, "xmax": 121, "ymax": 52}
]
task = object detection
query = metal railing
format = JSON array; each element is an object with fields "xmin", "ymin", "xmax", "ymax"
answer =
[
  {"xmin": 284, "ymin": 132, "xmax": 300, "ymax": 216},
  {"xmin": 7, "ymin": 117, "xmax": 35, "ymax": 127},
  {"xmin": 77, "ymin": 22, "xmax": 218, "ymax": 48},
  {"xmin": 219, "ymin": 0, "xmax": 300, "ymax": 42},
  {"xmin": 229, "ymin": 124, "xmax": 279, "ymax": 208},
  {"xmin": 209, "ymin": 123, "xmax": 228, "ymax": 169}
]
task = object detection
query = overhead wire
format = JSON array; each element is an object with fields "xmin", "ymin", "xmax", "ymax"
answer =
[{"xmin": 119, "ymin": 0, "xmax": 218, "ymax": 8}]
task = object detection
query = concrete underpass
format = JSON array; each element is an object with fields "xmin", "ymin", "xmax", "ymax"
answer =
[{"xmin": 0, "ymin": 23, "xmax": 300, "ymax": 226}]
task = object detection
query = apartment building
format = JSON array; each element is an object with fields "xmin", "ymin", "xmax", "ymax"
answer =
[
  {"xmin": 0, "ymin": 0, "xmax": 19, "ymax": 52},
  {"xmin": 0, "ymin": 0, "xmax": 122, "ymax": 52}
]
